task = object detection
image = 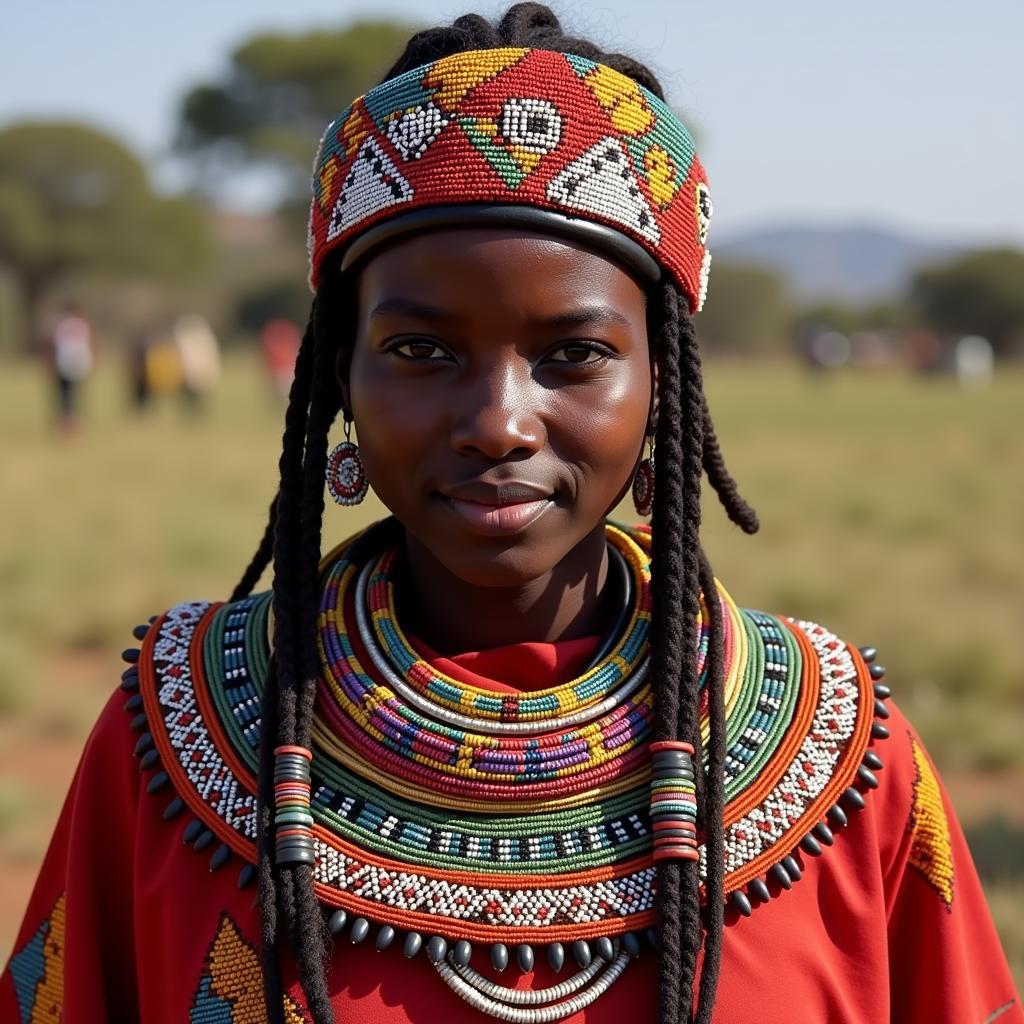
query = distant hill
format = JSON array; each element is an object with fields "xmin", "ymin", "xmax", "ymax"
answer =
[{"xmin": 716, "ymin": 225, "xmax": 961, "ymax": 304}]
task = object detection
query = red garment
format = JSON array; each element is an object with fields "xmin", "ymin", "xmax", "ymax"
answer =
[{"xmin": 2, "ymin": 638, "xmax": 1019, "ymax": 1023}]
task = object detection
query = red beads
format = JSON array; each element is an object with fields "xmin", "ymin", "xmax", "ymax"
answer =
[{"xmin": 649, "ymin": 740, "xmax": 699, "ymax": 863}]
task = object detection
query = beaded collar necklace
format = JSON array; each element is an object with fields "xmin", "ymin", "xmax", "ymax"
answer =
[
  {"xmin": 312, "ymin": 523, "xmax": 681, "ymax": 800},
  {"xmin": 126, "ymin": 518, "xmax": 891, "ymax": 1020}
]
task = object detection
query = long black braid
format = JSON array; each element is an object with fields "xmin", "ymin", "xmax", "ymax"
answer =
[{"xmin": 234, "ymin": 6, "xmax": 758, "ymax": 1022}]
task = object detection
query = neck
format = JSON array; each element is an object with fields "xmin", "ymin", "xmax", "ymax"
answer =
[{"xmin": 396, "ymin": 524, "xmax": 614, "ymax": 655}]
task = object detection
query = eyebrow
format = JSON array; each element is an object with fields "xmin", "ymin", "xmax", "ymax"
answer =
[{"xmin": 369, "ymin": 298, "xmax": 634, "ymax": 329}]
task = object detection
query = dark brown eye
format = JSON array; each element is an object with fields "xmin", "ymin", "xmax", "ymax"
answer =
[
  {"xmin": 548, "ymin": 342, "xmax": 608, "ymax": 365},
  {"xmin": 390, "ymin": 338, "xmax": 448, "ymax": 361}
]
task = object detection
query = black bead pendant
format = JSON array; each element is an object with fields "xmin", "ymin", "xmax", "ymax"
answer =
[
  {"xmin": 771, "ymin": 862, "xmax": 792, "ymax": 889},
  {"xmin": 572, "ymin": 939, "xmax": 592, "ymax": 968},
  {"xmin": 139, "ymin": 749, "xmax": 161, "ymax": 772},
  {"xmin": 873, "ymin": 682, "xmax": 891, "ymax": 699},
  {"xmin": 120, "ymin": 667, "xmax": 140, "ymax": 691},
  {"xmin": 121, "ymin": 648, "xmax": 141, "ymax": 664},
  {"xmin": 193, "ymin": 829, "xmax": 215, "ymax": 853},
  {"xmin": 857, "ymin": 765, "xmax": 879, "ymax": 789},
  {"xmin": 375, "ymin": 926, "xmax": 396, "ymax": 951},
  {"xmin": 163, "ymin": 796, "xmax": 185, "ymax": 821},
  {"xmin": 453, "ymin": 940, "xmax": 472, "ymax": 967},
  {"xmin": 622, "ymin": 932, "xmax": 641, "ymax": 957},
  {"xmin": 858, "ymin": 646, "xmax": 877, "ymax": 662},
  {"xmin": 123, "ymin": 693, "xmax": 144, "ymax": 712},
  {"xmin": 863, "ymin": 750, "xmax": 884, "ymax": 771},
  {"xmin": 146, "ymin": 771, "xmax": 169, "ymax": 795},
  {"xmin": 781, "ymin": 855, "xmax": 802, "ymax": 881},
  {"xmin": 426, "ymin": 936, "xmax": 447, "ymax": 964},
  {"xmin": 800, "ymin": 833, "xmax": 822, "ymax": 856},
  {"xmin": 868, "ymin": 664, "xmax": 886, "ymax": 680},
  {"xmin": 209, "ymin": 844, "xmax": 231, "ymax": 872},
  {"xmin": 827, "ymin": 803, "xmax": 848, "ymax": 827},
  {"xmin": 404, "ymin": 932, "xmax": 423, "ymax": 959},
  {"xmin": 182, "ymin": 818, "xmax": 204, "ymax": 844},
  {"xmin": 547, "ymin": 942, "xmax": 564, "ymax": 972},
  {"xmin": 516, "ymin": 944, "xmax": 534, "ymax": 972},
  {"xmin": 132, "ymin": 624, "xmax": 151, "ymax": 640},
  {"xmin": 730, "ymin": 891, "xmax": 753, "ymax": 917},
  {"xmin": 327, "ymin": 909, "xmax": 348, "ymax": 935},
  {"xmin": 490, "ymin": 943, "xmax": 508, "ymax": 972},
  {"xmin": 350, "ymin": 918, "xmax": 370, "ymax": 944},
  {"xmin": 812, "ymin": 822, "xmax": 835, "ymax": 846},
  {"xmin": 237, "ymin": 863, "xmax": 256, "ymax": 889},
  {"xmin": 842, "ymin": 787, "xmax": 866, "ymax": 810},
  {"xmin": 133, "ymin": 732, "xmax": 154, "ymax": 757},
  {"xmin": 595, "ymin": 937, "xmax": 615, "ymax": 962},
  {"xmin": 871, "ymin": 722, "xmax": 890, "ymax": 739},
  {"xmin": 748, "ymin": 878, "xmax": 770, "ymax": 903}
]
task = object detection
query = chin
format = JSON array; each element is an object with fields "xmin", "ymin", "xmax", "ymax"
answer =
[{"xmin": 429, "ymin": 537, "xmax": 564, "ymax": 589}]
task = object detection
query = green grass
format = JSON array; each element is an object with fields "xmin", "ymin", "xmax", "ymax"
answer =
[{"xmin": 0, "ymin": 353, "xmax": 1021, "ymax": 986}]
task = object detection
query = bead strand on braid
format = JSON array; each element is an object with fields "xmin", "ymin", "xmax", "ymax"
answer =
[
  {"xmin": 674, "ymin": 292, "xmax": 711, "ymax": 1023},
  {"xmin": 257, "ymin": 304, "xmax": 320, "ymax": 1024},
  {"xmin": 695, "ymin": 548, "xmax": 726, "ymax": 1023},
  {"xmin": 650, "ymin": 282, "xmax": 691, "ymax": 1024},
  {"xmin": 279, "ymin": 275, "xmax": 347, "ymax": 1024},
  {"xmin": 267, "ymin": 285, "xmax": 349, "ymax": 1024}
]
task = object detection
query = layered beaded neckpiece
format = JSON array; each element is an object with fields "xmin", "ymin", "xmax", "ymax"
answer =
[{"xmin": 123, "ymin": 519, "xmax": 892, "ymax": 1020}]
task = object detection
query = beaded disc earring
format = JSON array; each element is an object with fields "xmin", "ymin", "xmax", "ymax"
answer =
[
  {"xmin": 632, "ymin": 436, "xmax": 655, "ymax": 517},
  {"xmin": 326, "ymin": 421, "xmax": 368, "ymax": 506}
]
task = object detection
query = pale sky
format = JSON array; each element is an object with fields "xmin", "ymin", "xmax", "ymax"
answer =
[{"xmin": 2, "ymin": 0, "xmax": 1022, "ymax": 245}]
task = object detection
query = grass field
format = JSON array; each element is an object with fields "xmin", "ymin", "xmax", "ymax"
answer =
[{"xmin": 1, "ymin": 352, "xmax": 1021, "ymax": 987}]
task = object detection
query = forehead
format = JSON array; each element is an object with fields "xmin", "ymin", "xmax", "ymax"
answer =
[{"xmin": 353, "ymin": 228, "xmax": 649, "ymax": 315}]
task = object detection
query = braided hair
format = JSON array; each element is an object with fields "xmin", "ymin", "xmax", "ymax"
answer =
[{"xmin": 234, "ymin": 6, "xmax": 759, "ymax": 1022}]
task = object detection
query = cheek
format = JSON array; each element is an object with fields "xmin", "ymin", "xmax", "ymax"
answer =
[
  {"xmin": 551, "ymin": 372, "xmax": 650, "ymax": 476},
  {"xmin": 347, "ymin": 354, "xmax": 431, "ymax": 496}
]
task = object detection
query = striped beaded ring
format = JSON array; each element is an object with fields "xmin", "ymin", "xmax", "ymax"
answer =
[
  {"xmin": 308, "ymin": 48, "xmax": 713, "ymax": 312},
  {"xmin": 649, "ymin": 740, "xmax": 699, "ymax": 863},
  {"xmin": 274, "ymin": 745, "xmax": 316, "ymax": 867}
]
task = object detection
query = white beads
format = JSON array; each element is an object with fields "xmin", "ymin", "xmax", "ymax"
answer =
[{"xmin": 434, "ymin": 945, "xmax": 631, "ymax": 1021}]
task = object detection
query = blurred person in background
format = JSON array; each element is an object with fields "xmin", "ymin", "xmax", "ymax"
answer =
[
  {"xmin": 173, "ymin": 312, "xmax": 222, "ymax": 412},
  {"xmin": 43, "ymin": 302, "xmax": 94, "ymax": 433},
  {"xmin": 2, "ymin": 6, "xmax": 1019, "ymax": 1024},
  {"xmin": 262, "ymin": 316, "xmax": 302, "ymax": 399}
]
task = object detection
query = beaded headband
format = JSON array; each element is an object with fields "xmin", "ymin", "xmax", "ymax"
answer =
[{"xmin": 308, "ymin": 47, "xmax": 713, "ymax": 312}]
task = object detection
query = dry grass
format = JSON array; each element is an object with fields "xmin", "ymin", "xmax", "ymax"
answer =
[{"xmin": 0, "ymin": 352, "xmax": 1021, "ymax": 988}]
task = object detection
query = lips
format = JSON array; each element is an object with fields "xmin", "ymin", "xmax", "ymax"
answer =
[{"xmin": 437, "ymin": 480, "xmax": 556, "ymax": 535}]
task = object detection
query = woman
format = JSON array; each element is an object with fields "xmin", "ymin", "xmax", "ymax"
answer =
[{"xmin": 2, "ymin": 7, "xmax": 1018, "ymax": 1023}]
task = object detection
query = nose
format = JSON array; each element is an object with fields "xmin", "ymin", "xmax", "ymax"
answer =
[{"xmin": 450, "ymin": 356, "xmax": 545, "ymax": 460}]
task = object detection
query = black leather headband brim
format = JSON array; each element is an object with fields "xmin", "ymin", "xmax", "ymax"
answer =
[{"xmin": 338, "ymin": 203, "xmax": 663, "ymax": 286}]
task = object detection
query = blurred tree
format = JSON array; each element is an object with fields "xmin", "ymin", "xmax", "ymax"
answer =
[
  {"xmin": 697, "ymin": 262, "xmax": 790, "ymax": 354},
  {"xmin": 911, "ymin": 248, "xmax": 1024, "ymax": 356},
  {"xmin": 235, "ymin": 276, "xmax": 311, "ymax": 334},
  {"xmin": 792, "ymin": 301, "xmax": 861, "ymax": 338},
  {"xmin": 793, "ymin": 298, "xmax": 915, "ymax": 337},
  {"xmin": 0, "ymin": 121, "xmax": 210, "ymax": 349},
  {"xmin": 176, "ymin": 21, "xmax": 418, "ymax": 210}
]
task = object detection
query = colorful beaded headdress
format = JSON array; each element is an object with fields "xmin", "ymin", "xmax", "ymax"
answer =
[{"xmin": 308, "ymin": 48, "xmax": 714, "ymax": 312}]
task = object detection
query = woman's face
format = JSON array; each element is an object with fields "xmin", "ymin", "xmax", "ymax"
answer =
[{"xmin": 345, "ymin": 227, "xmax": 652, "ymax": 587}]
